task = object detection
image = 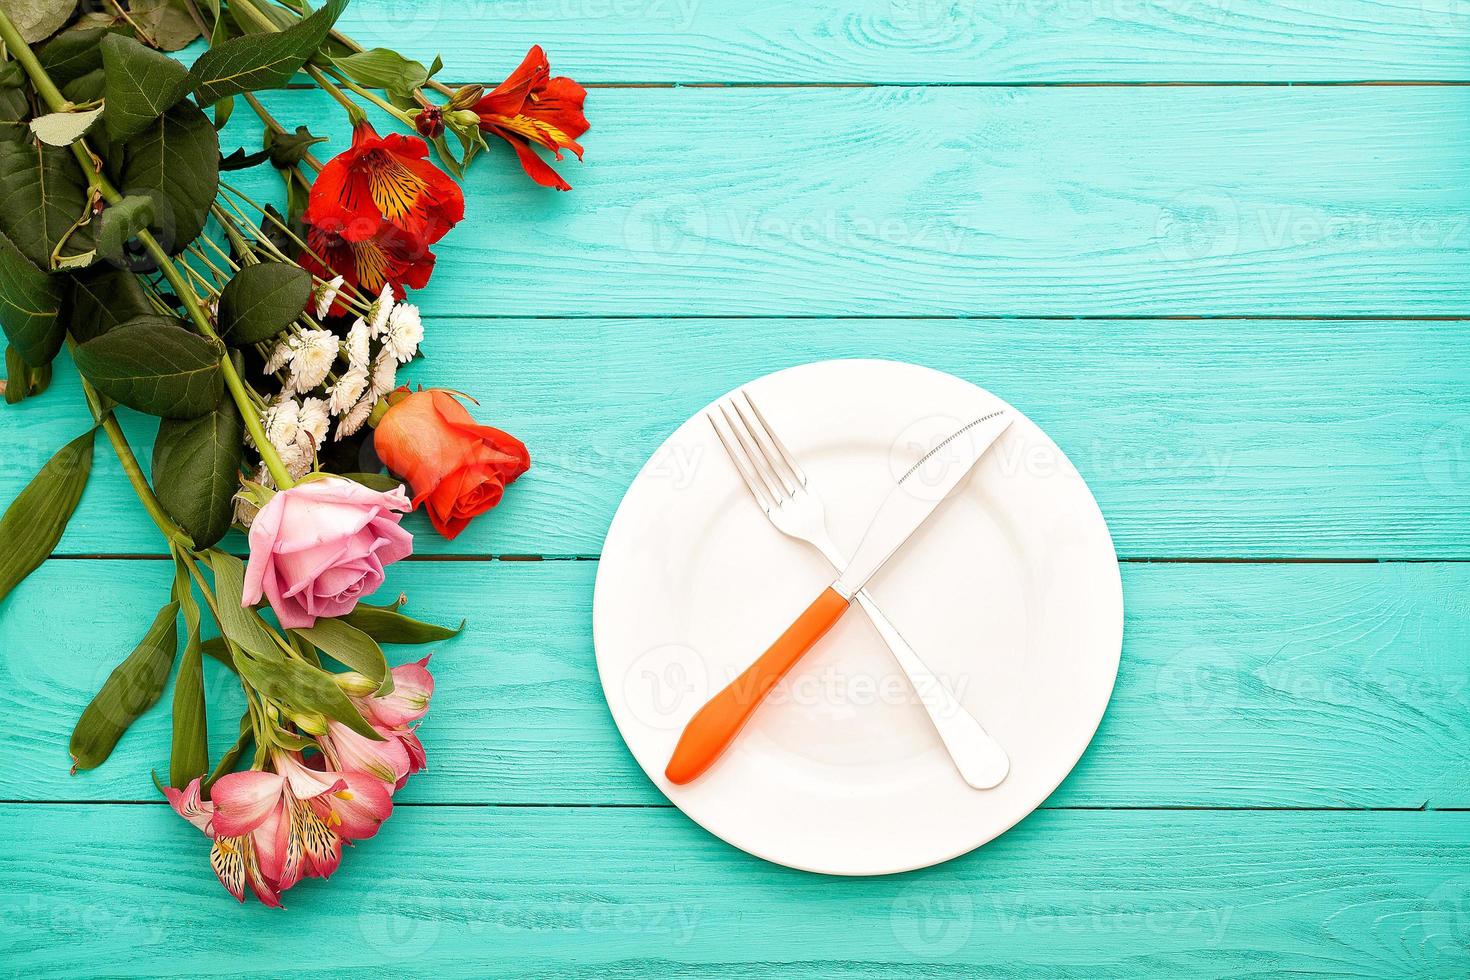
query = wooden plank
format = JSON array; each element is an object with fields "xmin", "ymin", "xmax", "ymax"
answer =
[
  {"xmin": 5, "ymin": 318, "xmax": 1466, "ymax": 558},
  {"xmin": 4, "ymin": 560, "xmax": 1466, "ymax": 808},
  {"xmin": 1, "ymin": 804, "xmax": 1466, "ymax": 975},
  {"xmin": 332, "ymin": 0, "xmax": 1470, "ymax": 83},
  {"xmin": 220, "ymin": 87, "xmax": 1470, "ymax": 319}
]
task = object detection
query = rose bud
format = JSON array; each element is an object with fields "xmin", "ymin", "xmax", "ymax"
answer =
[{"xmin": 373, "ymin": 389, "xmax": 530, "ymax": 540}]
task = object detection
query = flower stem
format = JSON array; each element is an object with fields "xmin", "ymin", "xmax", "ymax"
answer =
[{"xmin": 322, "ymin": 67, "xmax": 418, "ymax": 128}]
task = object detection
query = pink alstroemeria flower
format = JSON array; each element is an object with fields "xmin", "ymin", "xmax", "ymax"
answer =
[
  {"xmin": 356, "ymin": 656, "xmax": 434, "ymax": 728},
  {"xmin": 318, "ymin": 719, "xmax": 412, "ymax": 790},
  {"xmin": 164, "ymin": 777, "xmax": 282, "ymax": 908},
  {"xmin": 167, "ymin": 754, "xmax": 393, "ymax": 906}
]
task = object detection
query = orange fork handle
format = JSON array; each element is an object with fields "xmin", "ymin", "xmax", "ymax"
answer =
[{"xmin": 665, "ymin": 587, "xmax": 851, "ymax": 785}]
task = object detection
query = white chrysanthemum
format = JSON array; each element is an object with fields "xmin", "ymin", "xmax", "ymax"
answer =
[
  {"xmin": 327, "ymin": 367, "xmax": 369, "ymax": 416},
  {"xmin": 297, "ymin": 397, "xmax": 330, "ymax": 449},
  {"xmin": 335, "ymin": 396, "xmax": 374, "ymax": 440},
  {"xmin": 262, "ymin": 398, "xmax": 300, "ymax": 454},
  {"xmin": 346, "ymin": 317, "xmax": 371, "ymax": 371},
  {"xmin": 314, "ymin": 275, "xmax": 345, "ymax": 318},
  {"xmin": 263, "ymin": 339, "xmax": 293, "ymax": 375},
  {"xmin": 280, "ymin": 440, "xmax": 313, "ymax": 480},
  {"xmin": 384, "ymin": 303, "xmax": 423, "ymax": 363},
  {"xmin": 289, "ymin": 328, "xmax": 337, "ymax": 393},
  {"xmin": 368, "ymin": 285, "xmax": 394, "ymax": 338},
  {"xmin": 233, "ymin": 466, "xmax": 270, "ymax": 527},
  {"xmin": 369, "ymin": 344, "xmax": 397, "ymax": 397}
]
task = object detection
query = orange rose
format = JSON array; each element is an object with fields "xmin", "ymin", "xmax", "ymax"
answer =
[{"xmin": 374, "ymin": 389, "xmax": 530, "ymax": 539}]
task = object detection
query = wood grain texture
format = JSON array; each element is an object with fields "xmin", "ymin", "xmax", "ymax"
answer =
[
  {"xmin": 4, "ymin": 559, "xmax": 1466, "ymax": 808},
  {"xmin": 2, "ymin": 804, "xmax": 1467, "ymax": 976},
  {"xmin": 5, "ymin": 319, "xmax": 1465, "ymax": 558},
  {"xmin": 207, "ymin": 87, "xmax": 1470, "ymax": 319},
  {"xmin": 332, "ymin": 0, "xmax": 1470, "ymax": 82}
]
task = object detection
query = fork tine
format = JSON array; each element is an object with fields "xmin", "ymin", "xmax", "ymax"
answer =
[
  {"xmin": 730, "ymin": 396, "xmax": 798, "ymax": 497},
  {"xmin": 719, "ymin": 402, "xmax": 789, "ymax": 501},
  {"xmin": 708, "ymin": 412, "xmax": 776, "ymax": 511},
  {"xmin": 740, "ymin": 391, "xmax": 807, "ymax": 487}
]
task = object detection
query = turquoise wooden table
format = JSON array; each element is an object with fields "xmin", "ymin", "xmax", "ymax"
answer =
[{"xmin": 4, "ymin": 2, "xmax": 1470, "ymax": 975}]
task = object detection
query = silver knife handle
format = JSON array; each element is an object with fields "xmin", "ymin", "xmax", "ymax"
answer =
[{"xmin": 852, "ymin": 588, "xmax": 1010, "ymax": 789}]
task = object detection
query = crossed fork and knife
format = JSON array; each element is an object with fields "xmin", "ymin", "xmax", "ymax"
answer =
[{"xmin": 664, "ymin": 390, "xmax": 1013, "ymax": 789}]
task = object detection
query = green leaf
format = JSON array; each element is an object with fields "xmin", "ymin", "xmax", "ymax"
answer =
[
  {"xmin": 100, "ymin": 33, "xmax": 192, "ymax": 141},
  {"xmin": 217, "ymin": 261, "xmax": 311, "ymax": 344},
  {"xmin": 207, "ymin": 550, "xmax": 283, "ymax": 659},
  {"xmin": 0, "ymin": 229, "xmax": 65, "ymax": 366},
  {"xmin": 5, "ymin": 344, "xmax": 52, "ymax": 403},
  {"xmin": 188, "ymin": 0, "xmax": 349, "ymax": 106},
  {"xmin": 37, "ymin": 27, "xmax": 107, "ymax": 86},
  {"xmin": 169, "ymin": 555, "xmax": 207, "ymax": 787},
  {"xmin": 233, "ymin": 651, "xmax": 382, "ymax": 740},
  {"xmin": 29, "ymin": 106, "xmax": 104, "ymax": 147},
  {"xmin": 293, "ymin": 618, "xmax": 389, "ymax": 690},
  {"xmin": 204, "ymin": 710, "xmax": 252, "ymax": 791},
  {"xmin": 263, "ymin": 124, "xmax": 326, "ymax": 169},
  {"xmin": 95, "ymin": 194, "xmax": 155, "ymax": 265},
  {"xmin": 67, "ymin": 265, "xmax": 151, "ymax": 343},
  {"xmin": 343, "ymin": 602, "xmax": 464, "ymax": 645},
  {"xmin": 114, "ymin": 100, "xmax": 219, "ymax": 254},
  {"xmin": 341, "ymin": 471, "xmax": 403, "ymax": 493},
  {"xmin": 333, "ymin": 48, "xmax": 430, "ymax": 102},
  {"xmin": 0, "ymin": 140, "xmax": 91, "ymax": 269},
  {"xmin": 153, "ymin": 400, "xmax": 243, "ymax": 548},
  {"xmin": 0, "ymin": 428, "xmax": 94, "ymax": 603},
  {"xmin": 68, "ymin": 599, "xmax": 179, "ymax": 771},
  {"xmin": 73, "ymin": 315, "xmax": 223, "ymax": 418},
  {"xmin": 200, "ymin": 636, "xmax": 235, "ymax": 672},
  {"xmin": 0, "ymin": 63, "xmax": 29, "ymax": 147},
  {"xmin": 0, "ymin": 0, "xmax": 77, "ymax": 43},
  {"xmin": 128, "ymin": 0, "xmax": 202, "ymax": 52}
]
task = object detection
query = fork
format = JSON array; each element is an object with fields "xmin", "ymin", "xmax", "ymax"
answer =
[{"xmin": 709, "ymin": 392, "xmax": 1010, "ymax": 789}]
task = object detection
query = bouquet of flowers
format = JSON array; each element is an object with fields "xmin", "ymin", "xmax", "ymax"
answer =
[{"xmin": 0, "ymin": 0, "xmax": 588, "ymax": 906}]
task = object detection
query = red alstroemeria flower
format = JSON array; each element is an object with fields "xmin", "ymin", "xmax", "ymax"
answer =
[
  {"xmin": 301, "ymin": 222, "xmax": 435, "ymax": 313},
  {"xmin": 474, "ymin": 45, "xmax": 589, "ymax": 191},
  {"xmin": 305, "ymin": 121, "xmax": 464, "ymax": 245}
]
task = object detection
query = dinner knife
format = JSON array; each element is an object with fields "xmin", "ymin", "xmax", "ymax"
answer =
[{"xmin": 665, "ymin": 409, "xmax": 1013, "ymax": 785}]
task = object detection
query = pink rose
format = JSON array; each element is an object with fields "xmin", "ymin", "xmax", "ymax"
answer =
[{"xmin": 243, "ymin": 478, "xmax": 413, "ymax": 629}]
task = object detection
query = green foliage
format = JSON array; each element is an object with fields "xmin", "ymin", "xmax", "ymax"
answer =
[
  {"xmin": 4, "ymin": 344, "xmax": 52, "ymax": 403},
  {"xmin": 36, "ymin": 27, "xmax": 106, "ymax": 85},
  {"xmin": 112, "ymin": 101, "xmax": 220, "ymax": 255},
  {"xmin": 68, "ymin": 600, "xmax": 179, "ymax": 771},
  {"xmin": 0, "ymin": 0, "xmax": 76, "ymax": 43},
  {"xmin": 28, "ymin": 106, "xmax": 103, "ymax": 146},
  {"xmin": 67, "ymin": 266, "xmax": 151, "ymax": 344},
  {"xmin": 217, "ymin": 261, "xmax": 311, "ymax": 344},
  {"xmin": 234, "ymin": 651, "xmax": 382, "ymax": 740},
  {"xmin": 0, "ymin": 427, "xmax": 94, "ymax": 604},
  {"xmin": 294, "ymin": 618, "xmax": 390, "ymax": 693},
  {"xmin": 169, "ymin": 556, "xmax": 208, "ymax": 787},
  {"xmin": 72, "ymin": 315, "xmax": 224, "ymax": 418},
  {"xmin": 95, "ymin": 194, "xmax": 156, "ymax": 264},
  {"xmin": 333, "ymin": 48, "xmax": 433, "ymax": 102},
  {"xmin": 188, "ymin": 0, "xmax": 350, "ymax": 105},
  {"xmin": 264, "ymin": 124, "xmax": 326, "ymax": 169},
  {"xmin": 0, "ymin": 228, "xmax": 65, "ymax": 366},
  {"xmin": 343, "ymin": 600, "xmax": 465, "ymax": 645},
  {"xmin": 0, "ymin": 139, "xmax": 93, "ymax": 269},
  {"xmin": 153, "ymin": 399, "xmax": 244, "ymax": 548},
  {"xmin": 100, "ymin": 33, "xmax": 192, "ymax": 141}
]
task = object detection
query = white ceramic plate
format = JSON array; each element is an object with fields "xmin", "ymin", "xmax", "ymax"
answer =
[{"xmin": 593, "ymin": 359, "xmax": 1122, "ymax": 875}]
